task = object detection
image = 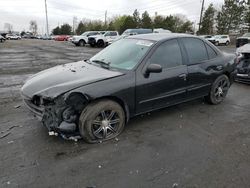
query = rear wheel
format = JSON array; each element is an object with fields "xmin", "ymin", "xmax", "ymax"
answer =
[
  {"xmin": 79, "ymin": 100, "xmax": 125, "ymax": 143},
  {"xmin": 226, "ymin": 41, "xmax": 229, "ymax": 46},
  {"xmin": 79, "ymin": 40, "xmax": 85, "ymax": 47},
  {"xmin": 205, "ymin": 75, "xmax": 230, "ymax": 104}
]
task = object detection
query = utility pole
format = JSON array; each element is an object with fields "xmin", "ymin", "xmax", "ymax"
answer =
[
  {"xmin": 198, "ymin": 0, "xmax": 205, "ymax": 33},
  {"xmin": 104, "ymin": 10, "xmax": 107, "ymax": 27},
  {"xmin": 45, "ymin": 0, "xmax": 49, "ymax": 36}
]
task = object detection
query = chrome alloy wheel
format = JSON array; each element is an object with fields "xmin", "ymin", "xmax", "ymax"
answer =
[{"xmin": 91, "ymin": 110, "xmax": 120, "ymax": 139}]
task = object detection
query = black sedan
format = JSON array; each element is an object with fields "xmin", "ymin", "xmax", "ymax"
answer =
[{"xmin": 21, "ymin": 33, "xmax": 236, "ymax": 143}]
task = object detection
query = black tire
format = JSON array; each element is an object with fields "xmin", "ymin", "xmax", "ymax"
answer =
[
  {"xmin": 226, "ymin": 41, "xmax": 229, "ymax": 46},
  {"xmin": 215, "ymin": 41, "xmax": 219, "ymax": 46},
  {"xmin": 79, "ymin": 100, "xmax": 125, "ymax": 143},
  {"xmin": 205, "ymin": 75, "xmax": 230, "ymax": 105},
  {"xmin": 79, "ymin": 40, "xmax": 85, "ymax": 47},
  {"xmin": 97, "ymin": 40, "xmax": 104, "ymax": 47}
]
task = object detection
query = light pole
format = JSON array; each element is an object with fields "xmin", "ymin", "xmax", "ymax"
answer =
[{"xmin": 45, "ymin": 0, "xmax": 49, "ymax": 36}]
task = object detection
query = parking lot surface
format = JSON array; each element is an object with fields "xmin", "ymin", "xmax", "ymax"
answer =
[{"xmin": 0, "ymin": 40, "xmax": 250, "ymax": 188}]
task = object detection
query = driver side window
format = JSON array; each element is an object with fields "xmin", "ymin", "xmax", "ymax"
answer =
[{"xmin": 149, "ymin": 39, "xmax": 183, "ymax": 69}]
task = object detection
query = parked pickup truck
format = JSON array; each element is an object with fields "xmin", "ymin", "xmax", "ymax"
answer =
[
  {"xmin": 88, "ymin": 31, "xmax": 119, "ymax": 47},
  {"xmin": 72, "ymin": 31, "xmax": 104, "ymax": 46}
]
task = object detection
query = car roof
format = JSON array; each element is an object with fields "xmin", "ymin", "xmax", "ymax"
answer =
[{"xmin": 127, "ymin": 33, "xmax": 193, "ymax": 42}]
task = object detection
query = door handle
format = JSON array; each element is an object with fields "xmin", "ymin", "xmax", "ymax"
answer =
[{"xmin": 179, "ymin": 74, "xmax": 187, "ymax": 81}]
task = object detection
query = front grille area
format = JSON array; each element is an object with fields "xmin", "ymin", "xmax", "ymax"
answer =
[
  {"xmin": 24, "ymin": 99, "xmax": 44, "ymax": 119},
  {"xmin": 236, "ymin": 38, "xmax": 249, "ymax": 48},
  {"xmin": 88, "ymin": 37, "xmax": 96, "ymax": 44}
]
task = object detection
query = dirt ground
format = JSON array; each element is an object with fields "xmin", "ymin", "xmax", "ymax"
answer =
[{"xmin": 0, "ymin": 40, "xmax": 250, "ymax": 188}]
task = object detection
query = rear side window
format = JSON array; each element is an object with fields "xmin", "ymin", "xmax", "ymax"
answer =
[
  {"xmin": 110, "ymin": 32, "xmax": 117, "ymax": 36},
  {"xmin": 182, "ymin": 38, "xmax": 208, "ymax": 65},
  {"xmin": 149, "ymin": 39, "xmax": 182, "ymax": 69},
  {"xmin": 205, "ymin": 43, "xmax": 217, "ymax": 59}
]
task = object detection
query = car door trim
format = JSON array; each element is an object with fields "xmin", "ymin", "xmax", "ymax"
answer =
[{"xmin": 139, "ymin": 89, "xmax": 186, "ymax": 104}]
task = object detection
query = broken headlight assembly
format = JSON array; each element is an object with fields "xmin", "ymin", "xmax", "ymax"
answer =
[{"xmin": 41, "ymin": 92, "xmax": 89, "ymax": 137}]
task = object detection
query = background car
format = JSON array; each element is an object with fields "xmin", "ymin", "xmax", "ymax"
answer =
[
  {"xmin": 5, "ymin": 34, "xmax": 21, "ymax": 40},
  {"xmin": 153, "ymin": 28, "xmax": 172, "ymax": 33},
  {"xmin": 21, "ymin": 33, "xmax": 236, "ymax": 143},
  {"xmin": 236, "ymin": 33, "xmax": 250, "ymax": 48},
  {"xmin": 199, "ymin": 35, "xmax": 216, "ymax": 44},
  {"xmin": 235, "ymin": 43, "xmax": 250, "ymax": 83},
  {"xmin": 72, "ymin": 31, "xmax": 103, "ymax": 46},
  {"xmin": 109, "ymin": 28, "xmax": 153, "ymax": 44},
  {"xmin": 0, "ymin": 35, "xmax": 5, "ymax": 42},
  {"xmin": 88, "ymin": 31, "xmax": 119, "ymax": 47},
  {"xmin": 54, "ymin": 35, "xmax": 70, "ymax": 41},
  {"xmin": 214, "ymin": 35, "xmax": 230, "ymax": 46}
]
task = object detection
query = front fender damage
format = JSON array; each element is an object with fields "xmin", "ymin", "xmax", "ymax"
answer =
[{"xmin": 42, "ymin": 92, "xmax": 89, "ymax": 141}]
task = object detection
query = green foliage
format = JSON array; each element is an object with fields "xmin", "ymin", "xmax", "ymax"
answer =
[
  {"xmin": 52, "ymin": 24, "xmax": 72, "ymax": 35},
  {"xmin": 216, "ymin": 0, "xmax": 246, "ymax": 34},
  {"xmin": 198, "ymin": 4, "xmax": 216, "ymax": 35},
  {"xmin": 75, "ymin": 21, "xmax": 86, "ymax": 35},
  {"xmin": 153, "ymin": 15, "xmax": 165, "ymax": 28},
  {"xmin": 133, "ymin": 9, "xmax": 141, "ymax": 27},
  {"xmin": 60, "ymin": 24, "xmax": 72, "ymax": 34},
  {"xmin": 120, "ymin": 16, "xmax": 137, "ymax": 33},
  {"xmin": 141, "ymin": 11, "xmax": 152, "ymax": 28},
  {"xmin": 52, "ymin": 26, "xmax": 60, "ymax": 35}
]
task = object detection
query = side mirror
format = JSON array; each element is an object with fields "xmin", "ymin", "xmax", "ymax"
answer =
[{"xmin": 144, "ymin": 64, "xmax": 162, "ymax": 77}]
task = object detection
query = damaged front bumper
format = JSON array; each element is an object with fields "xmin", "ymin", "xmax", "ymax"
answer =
[{"xmin": 23, "ymin": 94, "xmax": 87, "ymax": 141}]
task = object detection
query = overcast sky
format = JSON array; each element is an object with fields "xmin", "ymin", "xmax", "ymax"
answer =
[{"xmin": 0, "ymin": 0, "xmax": 224, "ymax": 34}]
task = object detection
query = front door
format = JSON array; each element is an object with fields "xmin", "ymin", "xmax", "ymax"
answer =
[{"xmin": 135, "ymin": 39, "xmax": 188, "ymax": 114}]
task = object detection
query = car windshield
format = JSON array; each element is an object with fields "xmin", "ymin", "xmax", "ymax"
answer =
[
  {"xmin": 243, "ymin": 33, "xmax": 250, "ymax": 37},
  {"xmin": 90, "ymin": 38, "xmax": 154, "ymax": 70},
  {"xmin": 81, "ymin": 32, "xmax": 89, "ymax": 36}
]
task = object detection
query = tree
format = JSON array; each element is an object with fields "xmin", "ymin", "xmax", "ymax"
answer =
[
  {"xmin": 198, "ymin": 4, "xmax": 216, "ymax": 34},
  {"xmin": 52, "ymin": 26, "xmax": 61, "ymax": 35},
  {"xmin": 141, "ymin": 11, "xmax": 152, "ymax": 28},
  {"xmin": 153, "ymin": 15, "xmax": 165, "ymax": 28},
  {"xmin": 120, "ymin": 16, "xmax": 137, "ymax": 33},
  {"xmin": 133, "ymin": 9, "xmax": 141, "ymax": 27},
  {"xmin": 216, "ymin": 0, "xmax": 246, "ymax": 34},
  {"xmin": 75, "ymin": 21, "xmax": 86, "ymax": 35},
  {"xmin": 29, "ymin": 20, "xmax": 38, "ymax": 35},
  {"xmin": 60, "ymin": 23, "xmax": 72, "ymax": 34},
  {"xmin": 164, "ymin": 15, "xmax": 176, "ymax": 32},
  {"xmin": 245, "ymin": 0, "xmax": 250, "ymax": 32}
]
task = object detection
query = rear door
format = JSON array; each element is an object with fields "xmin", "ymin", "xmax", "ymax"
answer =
[
  {"xmin": 135, "ymin": 39, "xmax": 188, "ymax": 113},
  {"xmin": 180, "ymin": 37, "xmax": 223, "ymax": 99}
]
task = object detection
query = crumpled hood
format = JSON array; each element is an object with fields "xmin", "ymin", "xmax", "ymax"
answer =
[{"xmin": 21, "ymin": 61, "xmax": 124, "ymax": 99}]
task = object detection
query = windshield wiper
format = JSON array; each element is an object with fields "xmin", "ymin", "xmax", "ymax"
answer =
[{"xmin": 91, "ymin": 59, "xmax": 110, "ymax": 69}]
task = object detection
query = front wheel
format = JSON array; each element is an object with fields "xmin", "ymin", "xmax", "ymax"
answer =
[
  {"xmin": 226, "ymin": 41, "xmax": 229, "ymax": 46},
  {"xmin": 79, "ymin": 40, "xmax": 85, "ymax": 47},
  {"xmin": 205, "ymin": 75, "xmax": 230, "ymax": 105},
  {"xmin": 79, "ymin": 100, "xmax": 125, "ymax": 143},
  {"xmin": 97, "ymin": 40, "xmax": 104, "ymax": 47}
]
